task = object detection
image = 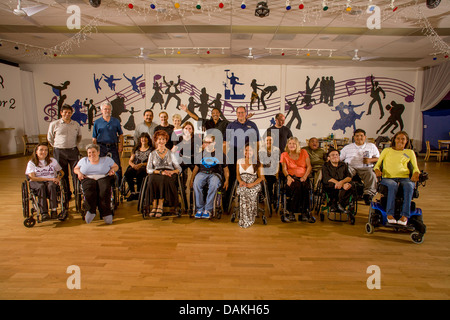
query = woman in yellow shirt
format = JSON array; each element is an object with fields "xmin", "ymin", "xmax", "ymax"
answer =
[{"xmin": 374, "ymin": 131, "xmax": 420, "ymax": 226}]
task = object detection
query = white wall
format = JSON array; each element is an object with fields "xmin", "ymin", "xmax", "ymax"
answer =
[{"xmin": 24, "ymin": 63, "xmax": 422, "ymax": 150}]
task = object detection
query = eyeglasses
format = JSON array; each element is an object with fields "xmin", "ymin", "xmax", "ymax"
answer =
[{"xmin": 204, "ymin": 141, "xmax": 213, "ymax": 144}]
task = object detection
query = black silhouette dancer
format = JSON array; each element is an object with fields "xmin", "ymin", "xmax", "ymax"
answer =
[
  {"xmin": 368, "ymin": 75, "xmax": 386, "ymax": 119},
  {"xmin": 163, "ymin": 75, "xmax": 181, "ymax": 110}
]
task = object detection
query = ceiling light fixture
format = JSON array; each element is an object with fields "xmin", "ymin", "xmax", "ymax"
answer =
[
  {"xmin": 255, "ymin": 1, "xmax": 270, "ymax": 18},
  {"xmin": 299, "ymin": 1, "xmax": 304, "ymax": 10},
  {"xmin": 322, "ymin": 1, "xmax": 328, "ymax": 11},
  {"xmin": 426, "ymin": 0, "xmax": 441, "ymax": 9},
  {"xmin": 285, "ymin": 1, "xmax": 291, "ymax": 11},
  {"xmin": 89, "ymin": 0, "xmax": 101, "ymax": 8},
  {"xmin": 241, "ymin": 1, "xmax": 246, "ymax": 9}
]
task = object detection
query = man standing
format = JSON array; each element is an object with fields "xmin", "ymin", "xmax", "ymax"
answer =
[
  {"xmin": 340, "ymin": 129, "xmax": 379, "ymax": 204},
  {"xmin": 264, "ymin": 113, "xmax": 293, "ymax": 154},
  {"xmin": 181, "ymin": 104, "xmax": 229, "ymax": 139},
  {"xmin": 134, "ymin": 109, "xmax": 157, "ymax": 143},
  {"xmin": 92, "ymin": 101, "xmax": 124, "ymax": 180},
  {"xmin": 47, "ymin": 104, "xmax": 82, "ymax": 205}
]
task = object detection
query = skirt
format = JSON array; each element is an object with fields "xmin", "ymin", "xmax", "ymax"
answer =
[
  {"xmin": 146, "ymin": 173, "xmax": 179, "ymax": 207},
  {"xmin": 236, "ymin": 173, "xmax": 261, "ymax": 228}
]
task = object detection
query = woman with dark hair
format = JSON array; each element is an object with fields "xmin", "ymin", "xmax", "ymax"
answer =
[
  {"xmin": 146, "ymin": 130, "xmax": 182, "ymax": 217},
  {"xmin": 123, "ymin": 132, "xmax": 153, "ymax": 201},
  {"xmin": 25, "ymin": 143, "xmax": 64, "ymax": 221},
  {"xmin": 236, "ymin": 143, "xmax": 263, "ymax": 228},
  {"xmin": 374, "ymin": 131, "xmax": 420, "ymax": 226}
]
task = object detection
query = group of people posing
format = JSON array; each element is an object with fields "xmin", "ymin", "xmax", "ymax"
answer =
[{"xmin": 25, "ymin": 101, "xmax": 420, "ymax": 228}]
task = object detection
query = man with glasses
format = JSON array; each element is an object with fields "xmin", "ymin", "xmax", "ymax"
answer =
[{"xmin": 190, "ymin": 134, "xmax": 229, "ymax": 219}]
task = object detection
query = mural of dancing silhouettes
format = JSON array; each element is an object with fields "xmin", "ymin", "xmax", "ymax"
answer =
[
  {"xmin": 43, "ymin": 80, "xmax": 70, "ymax": 119},
  {"xmin": 150, "ymin": 80, "xmax": 164, "ymax": 110},
  {"xmin": 260, "ymin": 85, "xmax": 277, "ymax": 110},
  {"xmin": 368, "ymin": 74, "xmax": 386, "ymax": 119},
  {"xmin": 250, "ymin": 79, "xmax": 265, "ymax": 110},
  {"xmin": 84, "ymin": 98, "xmax": 97, "ymax": 131},
  {"xmin": 163, "ymin": 75, "xmax": 181, "ymax": 110},
  {"xmin": 285, "ymin": 95, "xmax": 302, "ymax": 130},
  {"xmin": 300, "ymin": 76, "xmax": 320, "ymax": 108},
  {"xmin": 123, "ymin": 107, "xmax": 140, "ymax": 131},
  {"xmin": 226, "ymin": 71, "xmax": 245, "ymax": 97},
  {"xmin": 102, "ymin": 74, "xmax": 121, "ymax": 91},
  {"xmin": 331, "ymin": 101, "xmax": 365, "ymax": 134},
  {"xmin": 123, "ymin": 73, "xmax": 143, "ymax": 95},
  {"xmin": 93, "ymin": 74, "xmax": 102, "ymax": 94},
  {"xmin": 319, "ymin": 76, "xmax": 336, "ymax": 106},
  {"xmin": 376, "ymin": 100, "xmax": 405, "ymax": 135}
]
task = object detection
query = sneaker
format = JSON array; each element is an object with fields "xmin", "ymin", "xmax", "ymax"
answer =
[
  {"xmin": 398, "ymin": 216, "xmax": 408, "ymax": 226},
  {"xmin": 202, "ymin": 211, "xmax": 211, "ymax": 219},
  {"xmin": 387, "ymin": 215, "xmax": 397, "ymax": 224},
  {"xmin": 195, "ymin": 210, "xmax": 203, "ymax": 219}
]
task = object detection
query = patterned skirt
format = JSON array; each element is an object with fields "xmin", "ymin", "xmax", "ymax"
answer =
[{"xmin": 236, "ymin": 173, "xmax": 261, "ymax": 228}]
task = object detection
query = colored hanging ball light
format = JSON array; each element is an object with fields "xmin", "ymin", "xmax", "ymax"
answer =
[
  {"xmin": 393, "ymin": 6, "xmax": 398, "ymax": 11},
  {"xmin": 150, "ymin": 4, "xmax": 156, "ymax": 9},
  {"xmin": 346, "ymin": 6, "xmax": 352, "ymax": 12},
  {"xmin": 128, "ymin": 3, "xmax": 133, "ymax": 9},
  {"xmin": 207, "ymin": 50, "xmax": 210, "ymax": 54},
  {"xmin": 241, "ymin": 4, "xmax": 246, "ymax": 9},
  {"xmin": 299, "ymin": 4, "xmax": 304, "ymax": 9},
  {"xmin": 174, "ymin": 3, "xmax": 180, "ymax": 8},
  {"xmin": 281, "ymin": 52, "xmax": 285, "ymax": 56},
  {"xmin": 219, "ymin": 3, "xmax": 224, "ymax": 8},
  {"xmin": 323, "ymin": 5, "xmax": 328, "ymax": 11},
  {"xmin": 286, "ymin": 5, "xmax": 291, "ymax": 10},
  {"xmin": 196, "ymin": 4, "xmax": 201, "ymax": 10}
]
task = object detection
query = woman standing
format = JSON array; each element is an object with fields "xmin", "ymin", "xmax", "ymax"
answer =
[
  {"xmin": 124, "ymin": 132, "xmax": 153, "ymax": 201},
  {"xmin": 25, "ymin": 143, "xmax": 64, "ymax": 221},
  {"xmin": 374, "ymin": 131, "xmax": 420, "ymax": 225},
  {"xmin": 172, "ymin": 114, "xmax": 183, "ymax": 137},
  {"xmin": 280, "ymin": 137, "xmax": 313, "ymax": 222},
  {"xmin": 154, "ymin": 111, "xmax": 175, "ymax": 149},
  {"xmin": 146, "ymin": 130, "xmax": 182, "ymax": 217},
  {"xmin": 236, "ymin": 144, "xmax": 263, "ymax": 228},
  {"xmin": 73, "ymin": 144, "xmax": 119, "ymax": 224}
]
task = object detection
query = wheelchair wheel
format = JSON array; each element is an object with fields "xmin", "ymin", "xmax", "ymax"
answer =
[
  {"xmin": 410, "ymin": 231, "xmax": 424, "ymax": 244},
  {"xmin": 23, "ymin": 217, "xmax": 36, "ymax": 228},
  {"xmin": 365, "ymin": 222, "xmax": 374, "ymax": 234},
  {"xmin": 22, "ymin": 181, "xmax": 30, "ymax": 219}
]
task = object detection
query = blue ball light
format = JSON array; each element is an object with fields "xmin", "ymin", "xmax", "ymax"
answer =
[
  {"xmin": 150, "ymin": 4, "xmax": 155, "ymax": 9},
  {"xmin": 241, "ymin": 4, "xmax": 246, "ymax": 9}
]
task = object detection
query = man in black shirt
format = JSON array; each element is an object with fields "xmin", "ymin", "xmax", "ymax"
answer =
[
  {"xmin": 190, "ymin": 134, "xmax": 229, "ymax": 219},
  {"xmin": 264, "ymin": 113, "xmax": 293, "ymax": 153},
  {"xmin": 321, "ymin": 149, "xmax": 354, "ymax": 214}
]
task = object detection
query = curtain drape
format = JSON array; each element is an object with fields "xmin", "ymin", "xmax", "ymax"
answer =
[
  {"xmin": 20, "ymin": 70, "xmax": 40, "ymax": 136},
  {"xmin": 421, "ymin": 61, "xmax": 450, "ymax": 111}
]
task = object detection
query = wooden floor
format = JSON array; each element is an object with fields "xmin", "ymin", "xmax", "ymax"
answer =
[{"xmin": 0, "ymin": 156, "xmax": 449, "ymax": 300}]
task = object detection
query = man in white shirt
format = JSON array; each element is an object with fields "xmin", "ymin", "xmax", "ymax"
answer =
[
  {"xmin": 47, "ymin": 104, "xmax": 82, "ymax": 201},
  {"xmin": 134, "ymin": 109, "xmax": 157, "ymax": 144},
  {"xmin": 340, "ymin": 129, "xmax": 379, "ymax": 204}
]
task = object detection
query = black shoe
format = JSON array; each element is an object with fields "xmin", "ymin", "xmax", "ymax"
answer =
[
  {"xmin": 337, "ymin": 204, "xmax": 350, "ymax": 215},
  {"xmin": 51, "ymin": 210, "xmax": 58, "ymax": 219},
  {"xmin": 41, "ymin": 213, "xmax": 50, "ymax": 221},
  {"xmin": 363, "ymin": 194, "xmax": 372, "ymax": 205}
]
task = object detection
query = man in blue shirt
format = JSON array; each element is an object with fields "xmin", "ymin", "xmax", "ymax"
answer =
[
  {"xmin": 92, "ymin": 101, "xmax": 124, "ymax": 180},
  {"xmin": 224, "ymin": 106, "xmax": 260, "ymax": 212}
]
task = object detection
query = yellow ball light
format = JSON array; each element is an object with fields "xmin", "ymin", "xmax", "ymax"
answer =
[
  {"xmin": 174, "ymin": 3, "xmax": 180, "ymax": 9},
  {"xmin": 177, "ymin": 51, "xmax": 181, "ymax": 54},
  {"xmin": 346, "ymin": 6, "xmax": 352, "ymax": 12},
  {"xmin": 306, "ymin": 53, "xmax": 310, "ymax": 56}
]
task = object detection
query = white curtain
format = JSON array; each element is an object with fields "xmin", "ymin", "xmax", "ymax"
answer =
[
  {"xmin": 20, "ymin": 70, "xmax": 40, "ymax": 137},
  {"xmin": 421, "ymin": 61, "xmax": 450, "ymax": 111}
]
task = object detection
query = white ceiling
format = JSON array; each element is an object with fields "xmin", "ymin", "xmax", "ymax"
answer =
[{"xmin": 0, "ymin": 0, "xmax": 449, "ymax": 68}]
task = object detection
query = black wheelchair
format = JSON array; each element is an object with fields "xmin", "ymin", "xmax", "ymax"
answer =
[
  {"xmin": 228, "ymin": 179, "xmax": 270, "ymax": 225},
  {"xmin": 21, "ymin": 177, "xmax": 68, "ymax": 228},
  {"xmin": 365, "ymin": 171, "xmax": 428, "ymax": 244},
  {"xmin": 190, "ymin": 175, "xmax": 226, "ymax": 220},
  {"xmin": 74, "ymin": 174, "xmax": 120, "ymax": 220},
  {"xmin": 276, "ymin": 174, "xmax": 316, "ymax": 223},
  {"xmin": 314, "ymin": 180, "xmax": 358, "ymax": 225},
  {"xmin": 137, "ymin": 173, "xmax": 187, "ymax": 219}
]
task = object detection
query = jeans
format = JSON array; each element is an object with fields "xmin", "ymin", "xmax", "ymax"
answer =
[
  {"xmin": 194, "ymin": 172, "xmax": 222, "ymax": 212},
  {"xmin": 380, "ymin": 178, "xmax": 415, "ymax": 218}
]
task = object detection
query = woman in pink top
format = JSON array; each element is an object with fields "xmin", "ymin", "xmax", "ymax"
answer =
[{"xmin": 280, "ymin": 137, "xmax": 314, "ymax": 222}]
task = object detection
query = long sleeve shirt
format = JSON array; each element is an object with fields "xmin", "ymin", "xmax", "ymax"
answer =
[{"xmin": 374, "ymin": 148, "xmax": 419, "ymax": 179}]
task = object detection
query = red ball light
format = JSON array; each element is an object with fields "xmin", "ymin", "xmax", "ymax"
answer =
[
  {"xmin": 281, "ymin": 52, "xmax": 285, "ymax": 56},
  {"xmin": 299, "ymin": 4, "xmax": 304, "ymax": 9},
  {"xmin": 393, "ymin": 6, "xmax": 398, "ymax": 11},
  {"xmin": 219, "ymin": 3, "xmax": 224, "ymax": 8},
  {"xmin": 207, "ymin": 50, "xmax": 210, "ymax": 54},
  {"xmin": 445, "ymin": 55, "xmax": 449, "ymax": 59},
  {"xmin": 53, "ymin": 54, "xmax": 57, "ymax": 57},
  {"xmin": 128, "ymin": 3, "xmax": 133, "ymax": 9}
]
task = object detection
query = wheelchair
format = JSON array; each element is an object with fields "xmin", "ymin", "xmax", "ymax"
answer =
[
  {"xmin": 191, "ymin": 184, "xmax": 225, "ymax": 220},
  {"xmin": 277, "ymin": 174, "xmax": 316, "ymax": 223},
  {"xmin": 137, "ymin": 173, "xmax": 187, "ymax": 219},
  {"xmin": 74, "ymin": 174, "xmax": 120, "ymax": 220},
  {"xmin": 365, "ymin": 171, "xmax": 428, "ymax": 244},
  {"xmin": 314, "ymin": 180, "xmax": 358, "ymax": 225},
  {"xmin": 228, "ymin": 179, "xmax": 270, "ymax": 225},
  {"xmin": 21, "ymin": 177, "xmax": 68, "ymax": 228}
]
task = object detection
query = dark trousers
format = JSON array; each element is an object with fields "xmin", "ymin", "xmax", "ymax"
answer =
[
  {"xmin": 29, "ymin": 181, "xmax": 58, "ymax": 213},
  {"xmin": 53, "ymin": 147, "xmax": 79, "ymax": 200},
  {"xmin": 80, "ymin": 176, "xmax": 113, "ymax": 218},
  {"xmin": 98, "ymin": 143, "xmax": 122, "ymax": 182},
  {"xmin": 323, "ymin": 184, "xmax": 353, "ymax": 207},
  {"xmin": 286, "ymin": 178, "xmax": 310, "ymax": 214},
  {"xmin": 124, "ymin": 165, "xmax": 147, "ymax": 193}
]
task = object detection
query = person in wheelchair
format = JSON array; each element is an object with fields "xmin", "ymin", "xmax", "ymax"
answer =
[
  {"xmin": 25, "ymin": 143, "xmax": 64, "ymax": 221},
  {"xmin": 321, "ymin": 149, "xmax": 354, "ymax": 215},
  {"xmin": 146, "ymin": 130, "xmax": 182, "ymax": 218},
  {"xmin": 258, "ymin": 133, "xmax": 280, "ymax": 210},
  {"xmin": 190, "ymin": 134, "xmax": 229, "ymax": 219},
  {"xmin": 280, "ymin": 137, "xmax": 313, "ymax": 222},
  {"xmin": 236, "ymin": 143, "xmax": 263, "ymax": 228},
  {"xmin": 373, "ymin": 131, "xmax": 420, "ymax": 226},
  {"xmin": 123, "ymin": 132, "xmax": 153, "ymax": 201},
  {"xmin": 73, "ymin": 144, "xmax": 119, "ymax": 224},
  {"xmin": 303, "ymin": 137, "xmax": 326, "ymax": 191}
]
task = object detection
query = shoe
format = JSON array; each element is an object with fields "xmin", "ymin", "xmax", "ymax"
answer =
[
  {"xmin": 51, "ymin": 210, "xmax": 58, "ymax": 219},
  {"xmin": 337, "ymin": 204, "xmax": 350, "ymax": 215},
  {"xmin": 202, "ymin": 211, "xmax": 211, "ymax": 219},
  {"xmin": 195, "ymin": 210, "xmax": 203, "ymax": 219},
  {"xmin": 398, "ymin": 216, "xmax": 408, "ymax": 226},
  {"xmin": 387, "ymin": 215, "xmax": 397, "ymax": 224},
  {"xmin": 155, "ymin": 208, "xmax": 163, "ymax": 218},
  {"xmin": 103, "ymin": 215, "xmax": 113, "ymax": 224},
  {"xmin": 289, "ymin": 214, "xmax": 296, "ymax": 221},
  {"xmin": 363, "ymin": 194, "xmax": 372, "ymax": 205},
  {"xmin": 41, "ymin": 213, "xmax": 50, "ymax": 221}
]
